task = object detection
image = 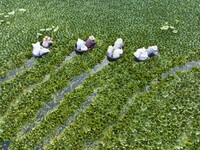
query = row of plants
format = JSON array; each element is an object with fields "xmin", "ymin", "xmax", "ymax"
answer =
[
  {"xmin": 0, "ymin": 0, "xmax": 125, "ymax": 77},
  {"xmin": 14, "ymin": 58, "xmax": 113, "ymax": 139},
  {"xmin": 0, "ymin": 41, "xmax": 109, "ymax": 144},
  {"xmin": 0, "ymin": 7, "xmax": 28, "ymax": 77},
  {"xmin": 88, "ymin": 67, "xmax": 200, "ymax": 149},
  {"xmin": 1, "ymin": 0, "xmax": 199, "ymax": 115},
  {"xmin": 43, "ymin": 67, "xmax": 199, "ymax": 150},
  {"xmin": 0, "ymin": 41, "xmax": 73, "ymax": 116},
  {"xmin": 9, "ymin": 67, "xmax": 140, "ymax": 149},
  {"xmin": 41, "ymin": 66, "xmax": 200, "ymax": 150},
  {"xmin": 1, "ymin": 54, "xmax": 199, "ymax": 149},
  {"xmin": 0, "ymin": 0, "xmax": 71, "ymax": 77},
  {"xmin": 45, "ymin": 83, "xmax": 141, "ymax": 149},
  {"xmin": 8, "ymin": 53, "xmax": 199, "ymax": 149},
  {"xmin": 1, "ymin": 0, "xmax": 199, "ymax": 149},
  {"xmin": 1, "ymin": 30, "xmax": 199, "ymax": 150},
  {"xmin": 0, "ymin": 27, "xmax": 105, "ymax": 116},
  {"xmin": 8, "ymin": 58, "xmax": 137, "ymax": 149}
]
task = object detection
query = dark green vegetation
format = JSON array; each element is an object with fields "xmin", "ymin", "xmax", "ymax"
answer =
[{"xmin": 0, "ymin": 0, "xmax": 199, "ymax": 149}]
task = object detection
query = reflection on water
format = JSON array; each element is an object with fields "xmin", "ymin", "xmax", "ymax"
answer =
[{"xmin": 0, "ymin": 57, "xmax": 36, "ymax": 83}]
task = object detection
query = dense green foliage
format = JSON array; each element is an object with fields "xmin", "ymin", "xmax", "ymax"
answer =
[
  {"xmin": 0, "ymin": 0, "xmax": 199, "ymax": 149},
  {"xmin": 45, "ymin": 66, "xmax": 200, "ymax": 150}
]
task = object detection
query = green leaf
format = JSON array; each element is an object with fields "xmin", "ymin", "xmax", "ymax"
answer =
[
  {"xmin": 37, "ymin": 33, "xmax": 43, "ymax": 36},
  {"xmin": 160, "ymin": 25, "xmax": 169, "ymax": 30},
  {"xmin": 53, "ymin": 26, "xmax": 59, "ymax": 32},
  {"xmin": 19, "ymin": 8, "xmax": 26, "ymax": 12},
  {"xmin": 164, "ymin": 21, "xmax": 168, "ymax": 24},
  {"xmin": 175, "ymin": 146, "xmax": 183, "ymax": 150},
  {"xmin": 141, "ymin": 105, "xmax": 147, "ymax": 111},
  {"xmin": 162, "ymin": 92, "xmax": 169, "ymax": 98},
  {"xmin": 196, "ymin": 131, "xmax": 200, "ymax": 135},
  {"xmin": 8, "ymin": 11, "xmax": 15, "ymax": 15},
  {"xmin": 172, "ymin": 30, "xmax": 178, "ymax": 33},
  {"xmin": 46, "ymin": 28, "xmax": 53, "ymax": 31},
  {"xmin": 40, "ymin": 28, "xmax": 46, "ymax": 32},
  {"xmin": 175, "ymin": 19, "xmax": 179, "ymax": 24}
]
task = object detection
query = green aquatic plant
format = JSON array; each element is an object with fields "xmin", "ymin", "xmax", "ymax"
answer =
[
  {"xmin": 160, "ymin": 22, "xmax": 178, "ymax": 34},
  {"xmin": 53, "ymin": 26, "xmax": 59, "ymax": 32},
  {"xmin": 0, "ymin": 8, "xmax": 26, "ymax": 27},
  {"xmin": 18, "ymin": 8, "xmax": 26, "ymax": 12},
  {"xmin": 37, "ymin": 26, "xmax": 59, "ymax": 39},
  {"xmin": 0, "ymin": 20, "xmax": 4, "ymax": 24},
  {"xmin": 7, "ymin": 11, "xmax": 15, "ymax": 15},
  {"xmin": 0, "ymin": 0, "xmax": 200, "ymax": 149}
]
